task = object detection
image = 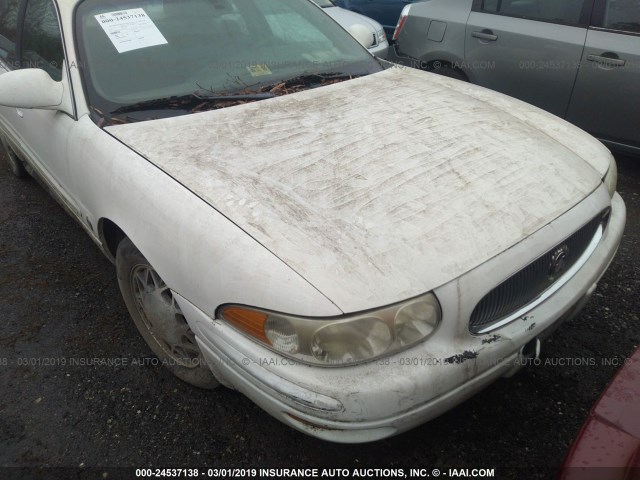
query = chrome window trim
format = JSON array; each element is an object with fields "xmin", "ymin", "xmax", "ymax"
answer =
[{"xmin": 589, "ymin": 26, "xmax": 640, "ymax": 37}]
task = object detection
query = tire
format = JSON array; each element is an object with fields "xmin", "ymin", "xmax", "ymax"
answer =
[
  {"xmin": 428, "ymin": 61, "xmax": 468, "ymax": 82},
  {"xmin": 1, "ymin": 136, "xmax": 28, "ymax": 178},
  {"xmin": 116, "ymin": 237, "xmax": 219, "ymax": 389}
]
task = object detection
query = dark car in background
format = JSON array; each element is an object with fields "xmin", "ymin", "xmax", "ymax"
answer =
[
  {"xmin": 560, "ymin": 346, "xmax": 640, "ymax": 480},
  {"xmin": 333, "ymin": 0, "xmax": 420, "ymax": 38},
  {"xmin": 393, "ymin": 0, "xmax": 640, "ymax": 155}
]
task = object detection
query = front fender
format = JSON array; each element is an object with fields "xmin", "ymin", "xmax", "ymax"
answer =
[{"xmin": 67, "ymin": 115, "xmax": 342, "ymax": 320}]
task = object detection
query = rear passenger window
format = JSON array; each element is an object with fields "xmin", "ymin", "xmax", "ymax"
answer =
[
  {"xmin": 0, "ymin": 0, "xmax": 19, "ymax": 66},
  {"xmin": 480, "ymin": 0, "xmax": 585, "ymax": 25},
  {"xmin": 603, "ymin": 0, "xmax": 640, "ymax": 33}
]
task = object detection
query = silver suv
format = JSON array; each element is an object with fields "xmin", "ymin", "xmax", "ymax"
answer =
[{"xmin": 393, "ymin": 0, "xmax": 640, "ymax": 155}]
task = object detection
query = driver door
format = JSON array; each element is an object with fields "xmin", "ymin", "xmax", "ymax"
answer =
[
  {"xmin": 0, "ymin": 0, "xmax": 21, "ymax": 146},
  {"xmin": 566, "ymin": 0, "xmax": 640, "ymax": 151},
  {"xmin": 12, "ymin": 0, "xmax": 80, "ymax": 216},
  {"xmin": 465, "ymin": 0, "xmax": 592, "ymax": 117}
]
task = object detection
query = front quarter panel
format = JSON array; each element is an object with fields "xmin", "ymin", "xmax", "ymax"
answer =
[{"xmin": 66, "ymin": 115, "xmax": 342, "ymax": 319}]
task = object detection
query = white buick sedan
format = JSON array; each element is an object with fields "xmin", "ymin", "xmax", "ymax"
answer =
[{"xmin": 0, "ymin": 0, "xmax": 626, "ymax": 442}]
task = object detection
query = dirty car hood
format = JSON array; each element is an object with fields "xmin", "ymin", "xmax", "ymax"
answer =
[{"xmin": 106, "ymin": 67, "xmax": 610, "ymax": 313}]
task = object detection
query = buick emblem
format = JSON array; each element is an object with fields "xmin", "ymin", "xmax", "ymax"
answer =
[{"xmin": 549, "ymin": 245, "xmax": 569, "ymax": 280}]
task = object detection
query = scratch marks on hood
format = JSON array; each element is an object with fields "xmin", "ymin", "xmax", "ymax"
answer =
[{"xmin": 106, "ymin": 67, "xmax": 604, "ymax": 313}]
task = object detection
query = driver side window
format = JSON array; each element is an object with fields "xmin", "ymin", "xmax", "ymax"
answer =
[
  {"xmin": 0, "ymin": 0, "xmax": 19, "ymax": 66},
  {"xmin": 21, "ymin": 0, "xmax": 65, "ymax": 80}
]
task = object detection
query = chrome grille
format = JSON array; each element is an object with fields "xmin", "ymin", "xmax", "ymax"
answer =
[{"xmin": 469, "ymin": 211, "xmax": 608, "ymax": 334}]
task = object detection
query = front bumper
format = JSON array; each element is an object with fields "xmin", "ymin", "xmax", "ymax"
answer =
[{"xmin": 178, "ymin": 188, "xmax": 625, "ymax": 443}]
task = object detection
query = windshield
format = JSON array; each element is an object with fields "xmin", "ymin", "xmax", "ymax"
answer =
[{"xmin": 75, "ymin": 0, "xmax": 382, "ymax": 124}]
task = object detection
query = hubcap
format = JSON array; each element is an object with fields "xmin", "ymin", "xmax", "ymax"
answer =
[{"xmin": 131, "ymin": 264, "xmax": 202, "ymax": 368}]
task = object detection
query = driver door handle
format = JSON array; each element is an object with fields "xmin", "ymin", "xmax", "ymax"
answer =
[
  {"xmin": 587, "ymin": 54, "xmax": 626, "ymax": 67},
  {"xmin": 472, "ymin": 30, "xmax": 498, "ymax": 41}
]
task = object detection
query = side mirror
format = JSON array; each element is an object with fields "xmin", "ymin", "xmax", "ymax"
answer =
[
  {"xmin": 348, "ymin": 24, "xmax": 375, "ymax": 49},
  {"xmin": 0, "ymin": 68, "xmax": 72, "ymax": 114}
]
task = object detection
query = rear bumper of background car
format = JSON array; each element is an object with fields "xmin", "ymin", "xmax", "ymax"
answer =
[{"xmin": 177, "ymin": 189, "xmax": 625, "ymax": 443}]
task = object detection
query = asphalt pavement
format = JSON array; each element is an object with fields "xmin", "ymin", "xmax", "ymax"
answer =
[{"xmin": 0, "ymin": 151, "xmax": 638, "ymax": 480}]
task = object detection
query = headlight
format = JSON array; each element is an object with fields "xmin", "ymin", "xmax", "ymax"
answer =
[
  {"xmin": 218, "ymin": 293, "xmax": 441, "ymax": 366},
  {"xmin": 603, "ymin": 157, "xmax": 618, "ymax": 198},
  {"xmin": 311, "ymin": 317, "xmax": 392, "ymax": 364},
  {"xmin": 376, "ymin": 29, "xmax": 386, "ymax": 45}
]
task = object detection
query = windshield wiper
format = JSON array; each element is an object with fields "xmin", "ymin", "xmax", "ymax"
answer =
[
  {"xmin": 261, "ymin": 72, "xmax": 360, "ymax": 92},
  {"xmin": 98, "ymin": 73, "xmax": 361, "ymax": 125},
  {"xmin": 110, "ymin": 91, "xmax": 277, "ymax": 116},
  {"xmin": 109, "ymin": 72, "xmax": 357, "ymax": 115},
  {"xmin": 192, "ymin": 91, "xmax": 276, "ymax": 101},
  {"xmin": 291, "ymin": 72, "xmax": 357, "ymax": 82},
  {"xmin": 110, "ymin": 95, "xmax": 195, "ymax": 115}
]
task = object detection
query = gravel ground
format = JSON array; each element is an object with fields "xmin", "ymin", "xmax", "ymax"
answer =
[{"xmin": 0, "ymin": 151, "xmax": 638, "ymax": 480}]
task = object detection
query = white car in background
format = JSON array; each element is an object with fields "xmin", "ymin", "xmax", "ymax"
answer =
[
  {"xmin": 316, "ymin": 0, "xmax": 389, "ymax": 57},
  {"xmin": 0, "ymin": 0, "xmax": 625, "ymax": 442}
]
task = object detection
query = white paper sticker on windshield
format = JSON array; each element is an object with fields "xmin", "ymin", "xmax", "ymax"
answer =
[{"xmin": 95, "ymin": 8, "xmax": 167, "ymax": 53}]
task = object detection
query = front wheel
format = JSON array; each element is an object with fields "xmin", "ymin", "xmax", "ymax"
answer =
[{"xmin": 116, "ymin": 237, "xmax": 218, "ymax": 389}]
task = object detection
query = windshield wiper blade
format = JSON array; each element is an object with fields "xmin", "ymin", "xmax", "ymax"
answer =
[
  {"xmin": 111, "ymin": 91, "xmax": 276, "ymax": 115},
  {"xmin": 106, "ymin": 73, "xmax": 357, "ymax": 119},
  {"xmin": 294, "ymin": 72, "xmax": 355, "ymax": 81},
  {"xmin": 193, "ymin": 91, "xmax": 276, "ymax": 101},
  {"xmin": 111, "ymin": 95, "xmax": 194, "ymax": 115}
]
